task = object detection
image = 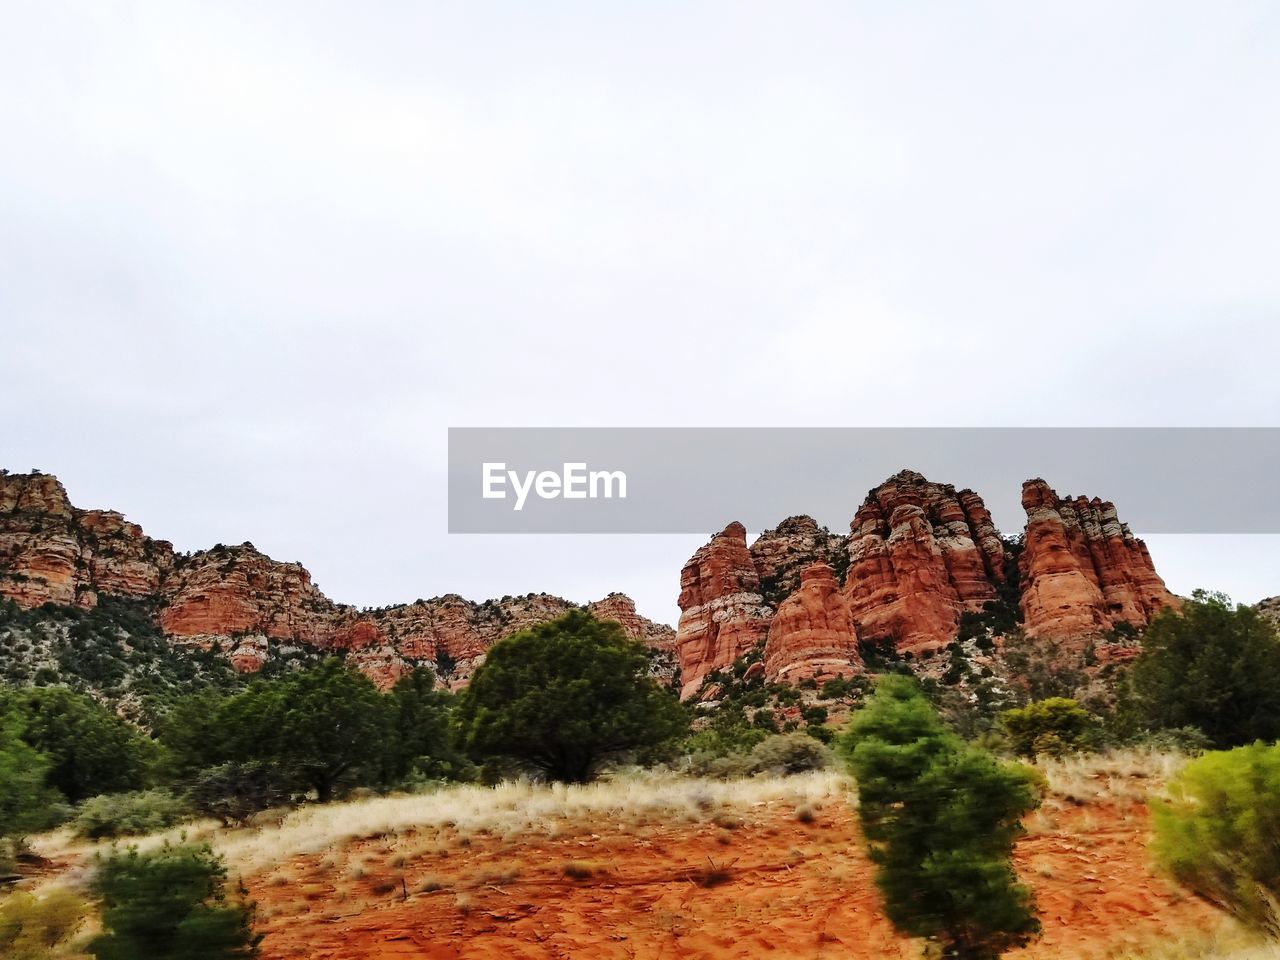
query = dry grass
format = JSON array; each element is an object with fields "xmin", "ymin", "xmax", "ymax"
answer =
[
  {"xmin": 1037, "ymin": 748, "xmax": 1186, "ymax": 803},
  {"xmin": 32, "ymin": 770, "xmax": 848, "ymax": 883},
  {"xmin": 1115, "ymin": 923, "xmax": 1280, "ymax": 959}
]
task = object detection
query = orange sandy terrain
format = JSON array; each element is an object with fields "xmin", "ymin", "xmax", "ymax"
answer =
[{"xmin": 243, "ymin": 772, "xmax": 1221, "ymax": 960}]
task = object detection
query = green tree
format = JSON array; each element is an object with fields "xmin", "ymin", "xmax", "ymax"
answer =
[
  {"xmin": 383, "ymin": 668, "xmax": 470, "ymax": 783},
  {"xmin": 0, "ymin": 722, "xmax": 64, "ymax": 860},
  {"xmin": 160, "ymin": 660, "xmax": 390, "ymax": 803},
  {"xmin": 1130, "ymin": 592, "xmax": 1280, "ymax": 747},
  {"xmin": 88, "ymin": 843, "xmax": 259, "ymax": 960},
  {"xmin": 841, "ymin": 675, "xmax": 1041, "ymax": 960},
  {"xmin": 1151, "ymin": 742, "xmax": 1280, "ymax": 937},
  {"xmin": 999, "ymin": 698, "xmax": 1096, "ymax": 758},
  {"xmin": 454, "ymin": 610, "xmax": 687, "ymax": 783},
  {"xmin": 1, "ymin": 686, "xmax": 155, "ymax": 802},
  {"xmin": 271, "ymin": 659, "xmax": 389, "ymax": 802},
  {"xmin": 157, "ymin": 689, "xmax": 234, "ymax": 781}
]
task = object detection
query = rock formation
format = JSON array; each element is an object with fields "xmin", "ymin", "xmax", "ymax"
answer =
[
  {"xmin": 675, "ymin": 522, "xmax": 773, "ymax": 699},
  {"xmin": 842, "ymin": 471, "xmax": 1007, "ymax": 655},
  {"xmin": 749, "ymin": 516, "xmax": 847, "ymax": 608},
  {"xmin": 0, "ymin": 471, "xmax": 174, "ymax": 608},
  {"xmin": 159, "ymin": 543, "xmax": 336, "ymax": 644},
  {"xmin": 674, "ymin": 470, "xmax": 1182, "ymax": 692},
  {"xmin": 1258, "ymin": 596, "xmax": 1280, "ymax": 634},
  {"xmin": 763, "ymin": 562, "xmax": 860, "ymax": 685},
  {"xmin": 0, "ymin": 471, "xmax": 673, "ymax": 689},
  {"xmin": 1019, "ymin": 479, "xmax": 1180, "ymax": 640}
]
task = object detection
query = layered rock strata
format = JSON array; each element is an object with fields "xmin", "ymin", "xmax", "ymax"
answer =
[
  {"xmin": 675, "ymin": 522, "xmax": 773, "ymax": 700},
  {"xmin": 841, "ymin": 471, "xmax": 1007, "ymax": 655},
  {"xmin": 0, "ymin": 471, "xmax": 673, "ymax": 689},
  {"xmin": 0, "ymin": 471, "xmax": 174, "ymax": 608},
  {"xmin": 763, "ymin": 562, "xmax": 860, "ymax": 685},
  {"xmin": 1019, "ymin": 479, "xmax": 1180, "ymax": 639},
  {"xmin": 749, "ymin": 516, "xmax": 848, "ymax": 608}
]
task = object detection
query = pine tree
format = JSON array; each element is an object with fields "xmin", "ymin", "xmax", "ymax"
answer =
[
  {"xmin": 841, "ymin": 675, "xmax": 1041, "ymax": 960},
  {"xmin": 454, "ymin": 610, "xmax": 686, "ymax": 783}
]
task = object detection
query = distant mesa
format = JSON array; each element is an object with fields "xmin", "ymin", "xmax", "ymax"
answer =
[
  {"xmin": 0, "ymin": 467, "xmax": 1186, "ymax": 698},
  {"xmin": 0, "ymin": 469, "xmax": 674, "ymax": 689},
  {"xmin": 675, "ymin": 469, "xmax": 1181, "ymax": 700}
]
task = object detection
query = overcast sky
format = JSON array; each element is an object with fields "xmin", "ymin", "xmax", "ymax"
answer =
[{"xmin": 2, "ymin": 2, "xmax": 1278, "ymax": 626}]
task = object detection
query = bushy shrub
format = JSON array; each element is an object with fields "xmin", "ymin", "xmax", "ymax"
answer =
[
  {"xmin": 999, "ymin": 698, "xmax": 1096, "ymax": 758},
  {"xmin": 1125, "ymin": 726, "xmax": 1213, "ymax": 755},
  {"xmin": 1152, "ymin": 742, "xmax": 1280, "ymax": 936},
  {"xmin": 820, "ymin": 676, "xmax": 856, "ymax": 700},
  {"xmin": 162, "ymin": 660, "xmax": 391, "ymax": 803},
  {"xmin": 1131, "ymin": 592, "xmax": 1280, "ymax": 747},
  {"xmin": 88, "ymin": 843, "xmax": 259, "ymax": 959},
  {"xmin": 0, "ymin": 887, "xmax": 88, "ymax": 960},
  {"xmin": 187, "ymin": 762, "xmax": 291, "ymax": 827},
  {"xmin": 683, "ymin": 751, "xmax": 756, "ymax": 779},
  {"xmin": 747, "ymin": 733, "xmax": 831, "ymax": 776},
  {"xmin": 74, "ymin": 789, "xmax": 191, "ymax": 840},
  {"xmin": 1, "ymin": 721, "xmax": 69, "ymax": 871}
]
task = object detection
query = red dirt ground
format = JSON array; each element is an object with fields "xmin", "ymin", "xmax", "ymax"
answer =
[{"xmin": 246, "ymin": 794, "xmax": 1221, "ymax": 960}]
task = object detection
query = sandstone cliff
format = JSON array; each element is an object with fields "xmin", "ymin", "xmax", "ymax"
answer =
[
  {"xmin": 1019, "ymin": 479, "xmax": 1180, "ymax": 640},
  {"xmin": 763, "ymin": 562, "xmax": 860, "ymax": 685},
  {"xmin": 673, "ymin": 470, "xmax": 1182, "ymax": 697},
  {"xmin": 842, "ymin": 471, "xmax": 1007, "ymax": 656},
  {"xmin": 675, "ymin": 522, "xmax": 773, "ymax": 700},
  {"xmin": 749, "ymin": 516, "xmax": 848, "ymax": 608},
  {"xmin": 0, "ymin": 471, "xmax": 673, "ymax": 689},
  {"xmin": 0, "ymin": 471, "xmax": 174, "ymax": 608}
]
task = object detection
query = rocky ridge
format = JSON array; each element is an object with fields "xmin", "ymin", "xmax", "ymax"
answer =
[
  {"xmin": 1018, "ymin": 479, "xmax": 1181, "ymax": 642},
  {"xmin": 0, "ymin": 471, "xmax": 673, "ymax": 689},
  {"xmin": 676, "ymin": 469, "xmax": 1181, "ymax": 700}
]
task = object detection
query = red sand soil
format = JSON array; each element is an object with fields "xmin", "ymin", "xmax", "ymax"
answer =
[{"xmin": 245, "ymin": 794, "xmax": 1221, "ymax": 960}]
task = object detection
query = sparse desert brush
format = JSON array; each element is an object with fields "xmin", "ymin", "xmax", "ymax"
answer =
[
  {"xmin": 1039, "ymin": 748, "xmax": 1185, "ymax": 799},
  {"xmin": 476, "ymin": 865, "xmax": 520, "ymax": 886},
  {"xmin": 688, "ymin": 856, "xmax": 734, "ymax": 888},
  {"xmin": 369, "ymin": 876, "xmax": 402, "ymax": 896},
  {"xmin": 0, "ymin": 886, "xmax": 88, "ymax": 959},
  {"xmin": 562, "ymin": 860, "xmax": 597, "ymax": 880},
  {"xmin": 194, "ymin": 769, "xmax": 845, "ymax": 877},
  {"xmin": 1116, "ymin": 923, "xmax": 1279, "ymax": 959}
]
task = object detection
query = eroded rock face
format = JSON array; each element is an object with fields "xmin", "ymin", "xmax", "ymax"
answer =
[
  {"xmin": 159, "ymin": 543, "xmax": 337, "ymax": 644},
  {"xmin": 1257, "ymin": 597, "xmax": 1280, "ymax": 634},
  {"xmin": 1019, "ymin": 479, "xmax": 1180, "ymax": 640},
  {"xmin": 0, "ymin": 471, "xmax": 673, "ymax": 690},
  {"xmin": 0, "ymin": 471, "xmax": 174, "ymax": 607},
  {"xmin": 842, "ymin": 471, "xmax": 1007, "ymax": 656},
  {"xmin": 588, "ymin": 592, "xmax": 677, "ymax": 654},
  {"xmin": 749, "ymin": 516, "xmax": 847, "ymax": 608},
  {"xmin": 676, "ymin": 522, "xmax": 773, "ymax": 700},
  {"xmin": 763, "ymin": 562, "xmax": 860, "ymax": 684}
]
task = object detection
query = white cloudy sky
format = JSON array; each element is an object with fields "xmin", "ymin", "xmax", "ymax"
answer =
[{"xmin": 2, "ymin": 2, "xmax": 1278, "ymax": 625}]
